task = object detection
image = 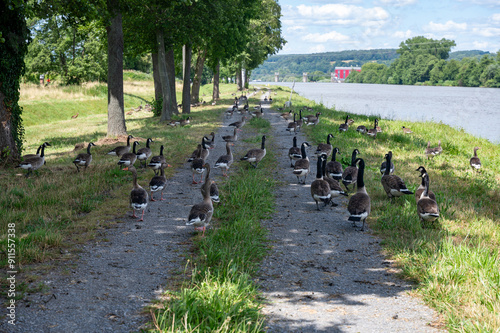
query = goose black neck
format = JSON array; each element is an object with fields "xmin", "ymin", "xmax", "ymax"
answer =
[
  {"xmin": 355, "ymin": 158, "xmax": 365, "ymax": 188},
  {"xmin": 351, "ymin": 150, "xmax": 358, "ymax": 166},
  {"xmin": 316, "ymin": 156, "xmax": 323, "ymax": 179},
  {"xmin": 293, "ymin": 136, "xmax": 297, "ymax": 148},
  {"xmin": 384, "ymin": 153, "xmax": 391, "ymax": 176},
  {"xmin": 87, "ymin": 143, "xmax": 93, "ymax": 154},
  {"xmin": 261, "ymin": 136, "xmax": 266, "ymax": 149},
  {"xmin": 322, "ymin": 155, "xmax": 328, "ymax": 178},
  {"xmin": 423, "ymin": 173, "xmax": 430, "ymax": 197},
  {"xmin": 331, "ymin": 148, "xmax": 338, "ymax": 161},
  {"xmin": 160, "ymin": 145, "xmax": 164, "ymax": 156},
  {"xmin": 133, "ymin": 142, "xmax": 138, "ymax": 154},
  {"xmin": 127, "ymin": 135, "xmax": 132, "ymax": 145},
  {"xmin": 146, "ymin": 139, "xmax": 152, "ymax": 148},
  {"xmin": 301, "ymin": 143, "xmax": 307, "ymax": 159},
  {"xmin": 327, "ymin": 134, "xmax": 332, "ymax": 144},
  {"xmin": 40, "ymin": 144, "xmax": 46, "ymax": 158},
  {"xmin": 36, "ymin": 145, "xmax": 42, "ymax": 155}
]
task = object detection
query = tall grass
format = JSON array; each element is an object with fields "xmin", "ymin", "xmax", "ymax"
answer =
[
  {"xmin": 263, "ymin": 85, "xmax": 500, "ymax": 332},
  {"xmin": 151, "ymin": 117, "xmax": 276, "ymax": 332}
]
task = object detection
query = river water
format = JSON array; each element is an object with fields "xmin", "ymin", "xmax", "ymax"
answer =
[{"xmin": 253, "ymin": 82, "xmax": 500, "ymax": 144}]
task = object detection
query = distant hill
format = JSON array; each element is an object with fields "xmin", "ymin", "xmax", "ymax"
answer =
[{"xmin": 251, "ymin": 49, "xmax": 491, "ymax": 81}]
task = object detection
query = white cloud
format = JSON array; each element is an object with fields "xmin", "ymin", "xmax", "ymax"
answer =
[
  {"xmin": 473, "ymin": 41, "xmax": 490, "ymax": 49},
  {"xmin": 302, "ymin": 31, "xmax": 350, "ymax": 43},
  {"xmin": 309, "ymin": 45, "xmax": 326, "ymax": 53},
  {"xmin": 425, "ymin": 21, "xmax": 467, "ymax": 32},
  {"xmin": 393, "ymin": 30, "xmax": 413, "ymax": 39},
  {"xmin": 287, "ymin": 25, "xmax": 306, "ymax": 33},
  {"xmin": 295, "ymin": 4, "xmax": 389, "ymax": 26},
  {"xmin": 377, "ymin": 0, "xmax": 417, "ymax": 6},
  {"xmin": 473, "ymin": 27, "xmax": 500, "ymax": 37},
  {"xmin": 491, "ymin": 13, "xmax": 500, "ymax": 22}
]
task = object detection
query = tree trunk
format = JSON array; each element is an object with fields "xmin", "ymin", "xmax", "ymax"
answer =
[
  {"xmin": 165, "ymin": 48, "xmax": 178, "ymax": 115},
  {"xmin": 0, "ymin": 89, "xmax": 19, "ymax": 162},
  {"xmin": 191, "ymin": 48, "xmax": 206, "ymax": 104},
  {"xmin": 152, "ymin": 53, "xmax": 162, "ymax": 102},
  {"xmin": 156, "ymin": 30, "xmax": 172, "ymax": 122},
  {"xmin": 212, "ymin": 60, "xmax": 220, "ymax": 101},
  {"xmin": 182, "ymin": 43, "xmax": 192, "ymax": 114},
  {"xmin": 236, "ymin": 63, "xmax": 243, "ymax": 91},
  {"xmin": 106, "ymin": 0, "xmax": 127, "ymax": 136}
]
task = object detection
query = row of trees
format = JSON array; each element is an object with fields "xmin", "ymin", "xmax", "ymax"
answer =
[
  {"xmin": 347, "ymin": 37, "xmax": 500, "ymax": 87},
  {"xmin": 0, "ymin": 0, "xmax": 286, "ymax": 162}
]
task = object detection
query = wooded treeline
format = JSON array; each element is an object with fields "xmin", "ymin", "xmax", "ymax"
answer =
[
  {"xmin": 0, "ymin": 0, "xmax": 286, "ymax": 162},
  {"xmin": 252, "ymin": 38, "xmax": 498, "ymax": 87}
]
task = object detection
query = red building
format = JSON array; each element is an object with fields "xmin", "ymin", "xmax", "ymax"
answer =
[{"xmin": 333, "ymin": 67, "xmax": 361, "ymax": 81}]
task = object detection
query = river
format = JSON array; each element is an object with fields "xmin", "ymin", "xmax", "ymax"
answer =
[{"xmin": 252, "ymin": 82, "xmax": 500, "ymax": 144}]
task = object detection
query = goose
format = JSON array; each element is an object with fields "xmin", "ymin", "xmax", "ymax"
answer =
[
  {"xmin": 339, "ymin": 115, "xmax": 350, "ymax": 132},
  {"xmin": 136, "ymin": 138, "xmax": 154, "ymax": 168},
  {"xmin": 347, "ymin": 118, "xmax": 355, "ymax": 126},
  {"xmin": 292, "ymin": 142, "xmax": 311, "ymax": 184},
  {"xmin": 347, "ymin": 158, "xmax": 370, "ymax": 231},
  {"xmin": 402, "ymin": 126, "xmax": 413, "ymax": 134},
  {"xmin": 306, "ymin": 112, "xmax": 321, "ymax": 126},
  {"xmin": 304, "ymin": 111, "xmax": 320, "ymax": 123},
  {"xmin": 107, "ymin": 134, "xmax": 134, "ymax": 157},
  {"xmin": 176, "ymin": 117, "xmax": 192, "ymax": 126},
  {"xmin": 240, "ymin": 135, "xmax": 267, "ymax": 168},
  {"xmin": 288, "ymin": 136, "xmax": 302, "ymax": 167},
  {"xmin": 415, "ymin": 166, "xmax": 436, "ymax": 203},
  {"xmin": 321, "ymin": 154, "xmax": 348, "ymax": 206},
  {"xmin": 123, "ymin": 165, "xmax": 148, "ymax": 221},
  {"xmin": 148, "ymin": 145, "xmax": 167, "ymax": 175},
  {"xmin": 214, "ymin": 142, "xmax": 234, "ymax": 177},
  {"xmin": 23, "ymin": 142, "xmax": 51, "ymax": 159},
  {"xmin": 310, "ymin": 154, "xmax": 331, "ymax": 210},
  {"xmin": 199, "ymin": 137, "xmax": 210, "ymax": 161},
  {"xmin": 433, "ymin": 140, "xmax": 443, "ymax": 156},
  {"xmin": 315, "ymin": 133, "xmax": 334, "ymax": 157},
  {"xmin": 251, "ymin": 107, "xmax": 264, "ymax": 118},
  {"xmin": 280, "ymin": 110, "xmax": 292, "ymax": 121},
  {"xmin": 149, "ymin": 162, "xmax": 169, "ymax": 201},
  {"xmin": 17, "ymin": 143, "xmax": 49, "ymax": 177},
  {"xmin": 229, "ymin": 116, "xmax": 246, "ymax": 131},
  {"xmin": 470, "ymin": 146, "xmax": 481, "ymax": 171},
  {"xmin": 417, "ymin": 173, "xmax": 440, "ymax": 225},
  {"xmin": 222, "ymin": 127, "xmax": 238, "ymax": 143},
  {"xmin": 202, "ymin": 180, "xmax": 220, "ymax": 203},
  {"xmin": 117, "ymin": 141, "xmax": 140, "ymax": 167},
  {"xmin": 380, "ymin": 153, "xmax": 395, "ymax": 174},
  {"xmin": 225, "ymin": 107, "xmax": 235, "ymax": 118},
  {"xmin": 206, "ymin": 132, "xmax": 216, "ymax": 149},
  {"xmin": 425, "ymin": 141, "xmax": 439, "ymax": 159},
  {"xmin": 381, "ymin": 151, "xmax": 413, "ymax": 199},
  {"xmin": 366, "ymin": 119, "xmax": 378, "ymax": 138},
  {"xmin": 285, "ymin": 113, "xmax": 298, "ymax": 134},
  {"xmin": 356, "ymin": 125, "xmax": 367, "ymax": 134},
  {"xmin": 325, "ymin": 147, "xmax": 343, "ymax": 181},
  {"xmin": 342, "ymin": 149, "xmax": 360, "ymax": 191},
  {"xmin": 187, "ymin": 144, "xmax": 201, "ymax": 162},
  {"xmin": 295, "ymin": 109, "xmax": 304, "ymax": 131},
  {"xmin": 73, "ymin": 142, "xmax": 96, "ymax": 172},
  {"xmin": 191, "ymin": 144, "xmax": 206, "ymax": 184},
  {"xmin": 186, "ymin": 163, "xmax": 214, "ymax": 236}
]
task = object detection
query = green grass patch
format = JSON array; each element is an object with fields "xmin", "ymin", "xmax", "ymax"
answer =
[{"xmin": 151, "ymin": 122, "xmax": 277, "ymax": 332}]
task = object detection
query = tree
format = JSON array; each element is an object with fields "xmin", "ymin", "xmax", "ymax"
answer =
[
  {"xmin": 0, "ymin": 1, "xmax": 30, "ymax": 162},
  {"xmin": 397, "ymin": 36, "xmax": 456, "ymax": 60}
]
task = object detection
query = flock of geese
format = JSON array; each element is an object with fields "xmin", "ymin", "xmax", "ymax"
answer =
[{"xmin": 16, "ymin": 98, "xmax": 483, "ymax": 233}]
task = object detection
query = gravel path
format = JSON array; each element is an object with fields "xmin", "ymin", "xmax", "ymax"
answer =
[
  {"xmin": 257, "ymin": 93, "xmax": 442, "ymax": 332},
  {"xmin": 1, "ymin": 91, "xmax": 442, "ymax": 332}
]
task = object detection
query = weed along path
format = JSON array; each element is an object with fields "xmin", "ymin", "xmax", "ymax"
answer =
[{"xmin": 257, "ymin": 97, "xmax": 442, "ymax": 332}]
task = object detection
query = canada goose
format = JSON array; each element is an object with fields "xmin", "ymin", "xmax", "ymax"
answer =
[
  {"xmin": 240, "ymin": 135, "xmax": 267, "ymax": 168},
  {"xmin": 339, "ymin": 115, "xmax": 350, "ymax": 132},
  {"xmin": 295, "ymin": 109, "xmax": 304, "ymax": 131},
  {"xmin": 17, "ymin": 143, "xmax": 49, "ymax": 177},
  {"xmin": 321, "ymin": 154, "xmax": 348, "ymax": 206},
  {"xmin": 415, "ymin": 166, "xmax": 436, "ymax": 203},
  {"xmin": 123, "ymin": 165, "xmax": 148, "ymax": 221},
  {"xmin": 356, "ymin": 125, "xmax": 367, "ymax": 134},
  {"xmin": 433, "ymin": 140, "xmax": 443, "ymax": 155},
  {"xmin": 149, "ymin": 162, "xmax": 169, "ymax": 201},
  {"xmin": 136, "ymin": 138, "xmax": 154, "ymax": 168},
  {"xmin": 280, "ymin": 110, "xmax": 292, "ymax": 121},
  {"xmin": 117, "ymin": 141, "xmax": 140, "ymax": 167},
  {"xmin": 347, "ymin": 118, "xmax": 355, "ymax": 126},
  {"xmin": 325, "ymin": 147, "xmax": 343, "ymax": 181},
  {"xmin": 315, "ymin": 133, "xmax": 334, "ymax": 157},
  {"xmin": 342, "ymin": 149, "xmax": 360, "ymax": 191},
  {"xmin": 107, "ymin": 134, "xmax": 134, "ymax": 157},
  {"xmin": 23, "ymin": 142, "xmax": 51, "ymax": 159},
  {"xmin": 222, "ymin": 127, "xmax": 238, "ymax": 143},
  {"xmin": 73, "ymin": 142, "xmax": 96, "ymax": 172},
  {"xmin": 470, "ymin": 147, "xmax": 481, "ymax": 172},
  {"xmin": 207, "ymin": 132, "xmax": 216, "ymax": 149},
  {"xmin": 225, "ymin": 107, "xmax": 234, "ymax": 118},
  {"xmin": 347, "ymin": 158, "xmax": 370, "ymax": 231},
  {"xmin": 229, "ymin": 116, "xmax": 246, "ymax": 131},
  {"xmin": 311, "ymin": 154, "xmax": 331, "ymax": 210},
  {"xmin": 191, "ymin": 144, "xmax": 206, "ymax": 184},
  {"xmin": 187, "ymin": 163, "xmax": 214, "ymax": 236},
  {"xmin": 288, "ymin": 136, "xmax": 302, "ymax": 167},
  {"xmin": 306, "ymin": 112, "xmax": 321, "ymax": 126},
  {"xmin": 366, "ymin": 119, "xmax": 378, "ymax": 138},
  {"xmin": 148, "ymin": 145, "xmax": 167, "ymax": 175},
  {"xmin": 251, "ymin": 107, "xmax": 264, "ymax": 118},
  {"xmin": 425, "ymin": 141, "xmax": 440, "ymax": 159},
  {"xmin": 285, "ymin": 113, "xmax": 298, "ymax": 134},
  {"xmin": 381, "ymin": 151, "xmax": 413, "ymax": 199},
  {"xmin": 402, "ymin": 126, "xmax": 413, "ymax": 134},
  {"xmin": 417, "ymin": 173, "xmax": 440, "ymax": 225},
  {"xmin": 176, "ymin": 117, "xmax": 192, "ymax": 126},
  {"xmin": 380, "ymin": 153, "xmax": 395, "ymax": 174},
  {"xmin": 214, "ymin": 142, "xmax": 234, "ymax": 177},
  {"xmin": 292, "ymin": 142, "xmax": 311, "ymax": 184},
  {"xmin": 304, "ymin": 111, "xmax": 320, "ymax": 123}
]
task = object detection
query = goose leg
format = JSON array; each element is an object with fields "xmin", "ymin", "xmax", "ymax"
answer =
[
  {"xmin": 138, "ymin": 210, "xmax": 145, "ymax": 222},
  {"xmin": 150, "ymin": 192, "xmax": 156, "ymax": 202}
]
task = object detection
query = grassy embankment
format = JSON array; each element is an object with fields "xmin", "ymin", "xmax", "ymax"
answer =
[{"xmin": 261, "ymin": 85, "xmax": 500, "ymax": 332}]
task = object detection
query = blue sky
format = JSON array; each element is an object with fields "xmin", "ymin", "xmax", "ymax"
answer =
[{"xmin": 277, "ymin": 0, "xmax": 500, "ymax": 55}]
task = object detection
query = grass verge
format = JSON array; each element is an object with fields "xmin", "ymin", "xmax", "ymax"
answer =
[{"xmin": 150, "ymin": 117, "xmax": 276, "ymax": 332}]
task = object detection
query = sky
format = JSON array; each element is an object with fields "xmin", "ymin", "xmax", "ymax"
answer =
[{"xmin": 277, "ymin": 0, "xmax": 500, "ymax": 55}]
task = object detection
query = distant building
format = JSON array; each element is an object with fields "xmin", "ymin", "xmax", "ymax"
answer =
[{"xmin": 333, "ymin": 67, "xmax": 361, "ymax": 82}]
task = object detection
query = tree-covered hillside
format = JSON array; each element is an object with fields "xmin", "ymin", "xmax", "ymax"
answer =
[{"xmin": 251, "ymin": 47, "xmax": 492, "ymax": 83}]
